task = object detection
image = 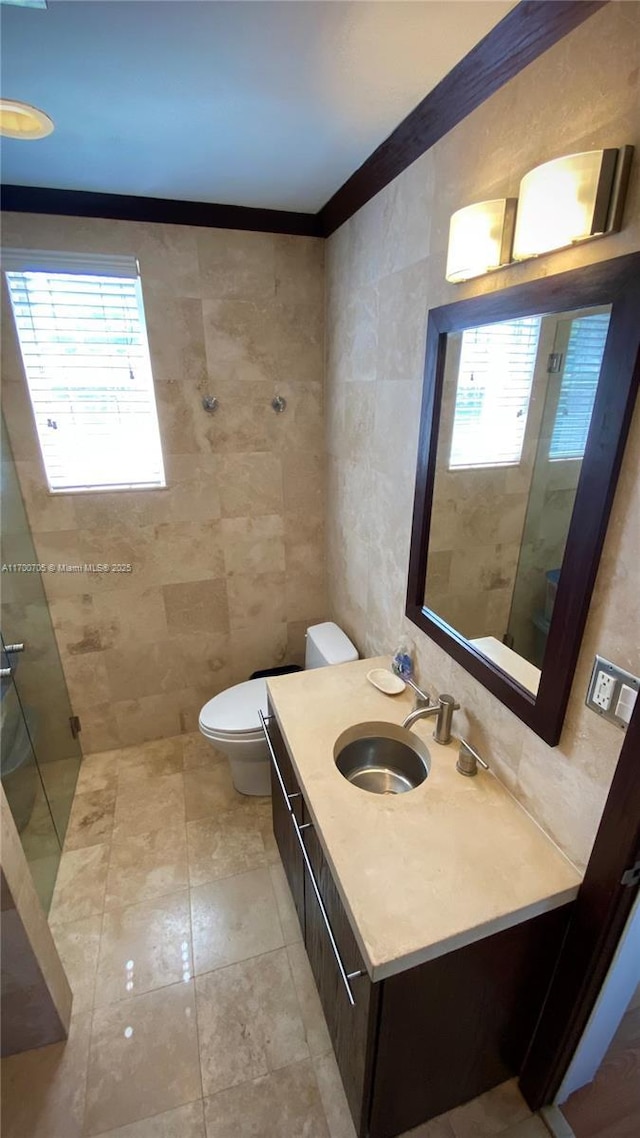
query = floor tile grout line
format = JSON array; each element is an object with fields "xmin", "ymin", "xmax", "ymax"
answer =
[
  {"xmin": 94, "ymin": 888, "xmax": 194, "ymax": 1012},
  {"xmin": 89, "ymin": 902, "xmax": 108, "ymax": 1013},
  {"xmin": 280, "ymin": 935, "xmax": 316, "ymax": 1067},
  {"xmin": 267, "ymin": 857, "xmax": 293, "ymax": 950},
  {"xmin": 198, "ymin": 1054, "xmax": 328, "ymax": 1114},
  {"xmin": 188, "ymin": 847, "xmax": 272, "ymax": 892},
  {"xmin": 98, "ymin": 882, "xmax": 192, "ymax": 920},
  {"xmin": 107, "ymin": 816, "xmax": 188, "ymax": 852},
  {"xmin": 308, "ymin": 1055, "xmax": 340, "ymax": 1138},
  {"xmin": 187, "ymin": 882, "xmax": 207, "ymax": 1107},
  {"xmin": 77, "ymin": 887, "xmax": 292, "ymax": 1014},
  {"xmin": 187, "ymin": 855, "xmax": 269, "ymax": 890},
  {"xmin": 89, "ymin": 972, "xmax": 195, "ymax": 1007},
  {"xmin": 82, "ymin": 732, "xmax": 188, "ymax": 767},
  {"xmin": 192, "ymin": 939, "xmax": 300, "ymax": 985},
  {"xmin": 85, "ymin": 1094, "xmax": 206, "ymax": 1138},
  {"xmin": 81, "ymin": 967, "xmax": 100, "ymax": 1138},
  {"xmin": 103, "ymin": 800, "xmax": 265, "ymax": 850},
  {"xmin": 87, "ymin": 834, "xmax": 115, "ymax": 1017},
  {"xmin": 49, "ymin": 840, "xmax": 111, "ymax": 927},
  {"xmin": 103, "ymin": 821, "xmax": 190, "ymax": 913}
]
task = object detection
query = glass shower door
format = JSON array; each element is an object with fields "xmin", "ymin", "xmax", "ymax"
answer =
[
  {"xmin": 1, "ymin": 648, "xmax": 62, "ymax": 912},
  {"xmin": 1, "ymin": 414, "xmax": 82, "ymax": 912}
]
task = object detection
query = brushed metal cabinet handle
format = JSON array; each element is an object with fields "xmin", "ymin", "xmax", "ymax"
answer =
[
  {"xmin": 290, "ymin": 811, "xmax": 358, "ymax": 1007},
  {"xmin": 259, "ymin": 711, "xmax": 299, "ymax": 811},
  {"xmin": 260, "ymin": 711, "xmax": 363, "ymax": 1004}
]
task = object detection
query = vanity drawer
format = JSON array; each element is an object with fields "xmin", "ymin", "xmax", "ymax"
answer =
[
  {"xmin": 302, "ymin": 821, "xmax": 377, "ymax": 1136},
  {"xmin": 262, "ymin": 707, "xmax": 301, "ymax": 805},
  {"xmin": 262, "ymin": 709, "xmax": 305, "ymax": 932}
]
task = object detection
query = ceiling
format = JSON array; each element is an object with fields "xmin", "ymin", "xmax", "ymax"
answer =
[{"xmin": 0, "ymin": 1, "xmax": 515, "ymax": 213}]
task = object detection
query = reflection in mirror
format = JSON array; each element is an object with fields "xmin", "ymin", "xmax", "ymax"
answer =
[{"xmin": 424, "ymin": 304, "xmax": 612, "ymax": 695}]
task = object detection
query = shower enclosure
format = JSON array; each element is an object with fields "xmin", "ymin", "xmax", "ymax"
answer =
[{"xmin": 1, "ymin": 415, "xmax": 82, "ymax": 912}]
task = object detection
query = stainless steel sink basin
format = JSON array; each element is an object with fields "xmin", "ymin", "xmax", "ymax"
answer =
[{"xmin": 334, "ymin": 721, "xmax": 430, "ymax": 795}]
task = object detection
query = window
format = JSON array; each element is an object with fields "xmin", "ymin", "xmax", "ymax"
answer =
[
  {"xmin": 449, "ymin": 316, "xmax": 541, "ymax": 469},
  {"xmin": 548, "ymin": 311, "xmax": 610, "ymax": 461},
  {"xmin": 4, "ymin": 250, "xmax": 165, "ymax": 492}
]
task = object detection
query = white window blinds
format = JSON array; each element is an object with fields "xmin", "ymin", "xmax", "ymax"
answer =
[
  {"xmin": 4, "ymin": 249, "xmax": 165, "ymax": 493},
  {"xmin": 549, "ymin": 311, "xmax": 610, "ymax": 461},
  {"xmin": 449, "ymin": 316, "xmax": 541, "ymax": 469}
]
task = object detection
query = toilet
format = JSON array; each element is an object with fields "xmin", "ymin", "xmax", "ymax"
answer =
[{"xmin": 198, "ymin": 622, "xmax": 358, "ymax": 795}]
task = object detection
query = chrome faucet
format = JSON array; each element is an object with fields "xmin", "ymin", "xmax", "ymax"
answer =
[{"xmin": 402, "ymin": 682, "xmax": 460, "ymax": 745}]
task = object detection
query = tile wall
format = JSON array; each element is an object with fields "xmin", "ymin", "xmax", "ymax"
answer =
[
  {"xmin": 324, "ymin": 1, "xmax": 640, "ymax": 869},
  {"xmin": 1, "ymin": 218, "xmax": 326, "ymax": 751}
]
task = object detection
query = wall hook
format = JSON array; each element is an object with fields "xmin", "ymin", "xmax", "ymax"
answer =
[
  {"xmin": 202, "ymin": 395, "xmax": 219, "ymax": 414},
  {"xmin": 271, "ymin": 395, "xmax": 287, "ymax": 414}
]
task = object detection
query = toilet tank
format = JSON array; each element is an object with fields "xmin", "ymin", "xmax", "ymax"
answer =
[{"xmin": 305, "ymin": 622, "xmax": 359, "ymax": 670}]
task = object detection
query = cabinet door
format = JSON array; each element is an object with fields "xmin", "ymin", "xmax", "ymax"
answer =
[
  {"xmin": 263, "ymin": 711, "xmax": 305, "ymax": 933},
  {"xmin": 303, "ymin": 822, "xmax": 377, "ymax": 1137}
]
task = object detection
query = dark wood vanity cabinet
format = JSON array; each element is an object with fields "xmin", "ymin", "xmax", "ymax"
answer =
[
  {"xmin": 263, "ymin": 707, "xmax": 571, "ymax": 1138},
  {"xmin": 303, "ymin": 824, "xmax": 379, "ymax": 1133}
]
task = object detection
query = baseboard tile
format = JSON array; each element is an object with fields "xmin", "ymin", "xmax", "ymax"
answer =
[{"xmin": 540, "ymin": 1104, "xmax": 577, "ymax": 1138}]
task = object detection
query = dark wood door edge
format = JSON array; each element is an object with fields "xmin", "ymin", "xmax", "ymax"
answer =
[
  {"xmin": 318, "ymin": 0, "xmax": 607, "ymax": 235},
  {"xmin": 519, "ymin": 701, "xmax": 640, "ymax": 1108},
  {"xmin": 0, "ymin": 185, "xmax": 323, "ymax": 238},
  {"xmin": 1, "ymin": 4, "xmax": 606, "ymax": 238}
]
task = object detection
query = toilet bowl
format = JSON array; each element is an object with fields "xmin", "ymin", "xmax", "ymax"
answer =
[
  {"xmin": 198, "ymin": 622, "xmax": 358, "ymax": 796},
  {"xmin": 199, "ymin": 677, "xmax": 271, "ymax": 795}
]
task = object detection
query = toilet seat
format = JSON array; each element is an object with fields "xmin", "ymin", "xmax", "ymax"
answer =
[
  {"xmin": 198, "ymin": 677, "xmax": 268, "ymax": 738},
  {"xmin": 199, "ymin": 724, "xmax": 264, "ymax": 744}
]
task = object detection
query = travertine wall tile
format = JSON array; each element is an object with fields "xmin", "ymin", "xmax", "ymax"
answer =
[
  {"xmin": 162, "ymin": 579, "xmax": 229, "ymax": 636},
  {"xmin": 221, "ymin": 514, "xmax": 285, "ymax": 577},
  {"xmin": 2, "ymin": 217, "xmax": 326, "ymax": 746},
  {"xmin": 325, "ymin": 1, "xmax": 640, "ymax": 870},
  {"xmin": 227, "ymin": 572, "xmax": 286, "ymax": 632},
  {"xmin": 219, "ymin": 453, "xmax": 283, "ymax": 518}
]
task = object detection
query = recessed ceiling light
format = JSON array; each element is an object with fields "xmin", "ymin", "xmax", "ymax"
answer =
[{"xmin": 0, "ymin": 99, "xmax": 54, "ymax": 140}]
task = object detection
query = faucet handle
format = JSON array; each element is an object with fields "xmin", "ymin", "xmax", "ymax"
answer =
[
  {"xmin": 457, "ymin": 738, "xmax": 489, "ymax": 777},
  {"xmin": 439, "ymin": 693, "xmax": 460, "ymax": 709},
  {"xmin": 404, "ymin": 676, "xmax": 431, "ymax": 706}
]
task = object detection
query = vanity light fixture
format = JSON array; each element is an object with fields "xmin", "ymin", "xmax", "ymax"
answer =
[
  {"xmin": 512, "ymin": 147, "xmax": 633, "ymax": 260},
  {"xmin": 445, "ymin": 198, "xmax": 516, "ymax": 283},
  {"xmin": 0, "ymin": 99, "xmax": 54, "ymax": 139}
]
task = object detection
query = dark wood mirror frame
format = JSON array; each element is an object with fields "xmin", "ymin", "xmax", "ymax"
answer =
[{"xmin": 406, "ymin": 253, "xmax": 640, "ymax": 746}]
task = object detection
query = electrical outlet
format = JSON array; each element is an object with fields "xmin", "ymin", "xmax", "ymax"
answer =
[
  {"xmin": 586, "ymin": 655, "xmax": 639, "ymax": 730},
  {"xmin": 593, "ymin": 671, "xmax": 615, "ymax": 710}
]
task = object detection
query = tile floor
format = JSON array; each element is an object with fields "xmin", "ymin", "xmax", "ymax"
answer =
[{"xmin": 1, "ymin": 733, "xmax": 548, "ymax": 1138}]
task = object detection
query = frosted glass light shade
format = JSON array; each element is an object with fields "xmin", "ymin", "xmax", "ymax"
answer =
[
  {"xmin": 446, "ymin": 199, "xmax": 515, "ymax": 283},
  {"xmin": 0, "ymin": 99, "xmax": 54, "ymax": 140},
  {"xmin": 513, "ymin": 150, "xmax": 618, "ymax": 260}
]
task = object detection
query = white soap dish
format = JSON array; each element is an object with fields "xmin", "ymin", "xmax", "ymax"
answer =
[{"xmin": 367, "ymin": 668, "xmax": 406, "ymax": 696}]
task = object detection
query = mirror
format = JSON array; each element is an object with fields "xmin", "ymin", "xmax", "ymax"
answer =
[
  {"xmin": 425, "ymin": 304, "xmax": 612, "ymax": 695},
  {"xmin": 406, "ymin": 255, "xmax": 640, "ymax": 745}
]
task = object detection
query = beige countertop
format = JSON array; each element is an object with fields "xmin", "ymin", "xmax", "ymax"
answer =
[{"xmin": 267, "ymin": 656, "xmax": 582, "ymax": 982}]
